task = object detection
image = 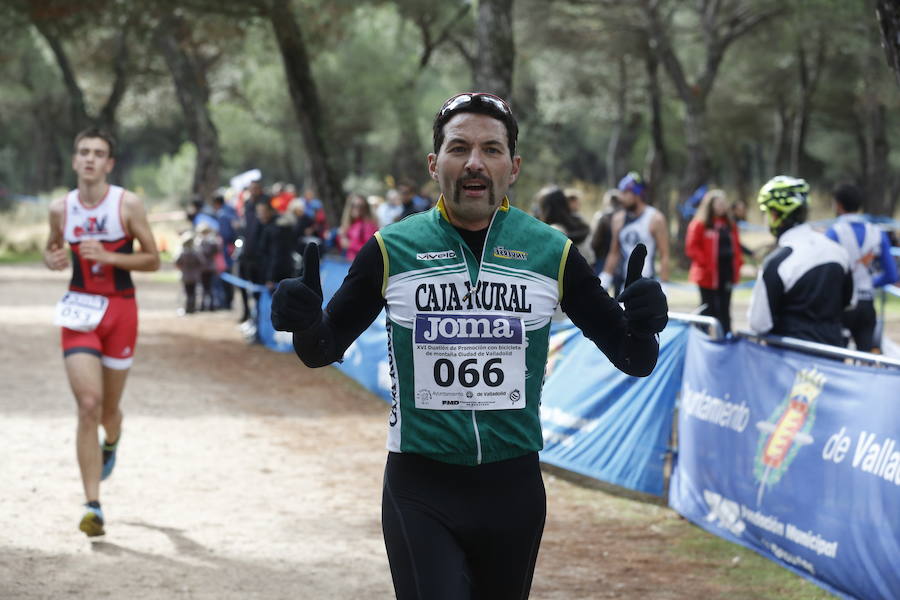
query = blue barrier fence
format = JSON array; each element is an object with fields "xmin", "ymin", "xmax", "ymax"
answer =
[
  {"xmin": 240, "ymin": 256, "xmax": 898, "ymax": 599},
  {"xmin": 670, "ymin": 329, "xmax": 900, "ymax": 600},
  {"xmin": 539, "ymin": 321, "xmax": 688, "ymax": 496}
]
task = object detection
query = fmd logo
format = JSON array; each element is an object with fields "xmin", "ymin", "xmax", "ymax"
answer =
[{"xmin": 753, "ymin": 367, "xmax": 825, "ymax": 505}]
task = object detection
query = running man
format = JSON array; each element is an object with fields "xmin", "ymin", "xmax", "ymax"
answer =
[
  {"xmin": 599, "ymin": 171, "xmax": 670, "ymax": 295},
  {"xmin": 43, "ymin": 128, "xmax": 160, "ymax": 536},
  {"xmin": 271, "ymin": 93, "xmax": 668, "ymax": 599}
]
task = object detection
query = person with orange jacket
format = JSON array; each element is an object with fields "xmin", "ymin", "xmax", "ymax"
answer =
[{"xmin": 685, "ymin": 189, "xmax": 743, "ymax": 333}]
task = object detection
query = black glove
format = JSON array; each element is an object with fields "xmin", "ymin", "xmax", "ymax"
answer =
[
  {"xmin": 615, "ymin": 243, "xmax": 668, "ymax": 336},
  {"xmin": 271, "ymin": 242, "xmax": 323, "ymax": 332}
]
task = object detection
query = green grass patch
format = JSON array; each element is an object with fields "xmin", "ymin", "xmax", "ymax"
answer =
[
  {"xmin": 0, "ymin": 250, "xmax": 43, "ymax": 264},
  {"xmin": 879, "ymin": 290, "xmax": 900, "ymax": 316},
  {"xmin": 147, "ymin": 268, "xmax": 180, "ymax": 284},
  {"xmin": 545, "ymin": 467, "xmax": 837, "ymax": 599},
  {"xmin": 664, "ymin": 518, "xmax": 836, "ymax": 599}
]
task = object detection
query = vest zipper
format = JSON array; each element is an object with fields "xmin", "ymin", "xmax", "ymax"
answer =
[
  {"xmin": 457, "ymin": 208, "xmax": 499, "ymax": 303},
  {"xmin": 460, "ymin": 242, "xmax": 484, "ymax": 463},
  {"xmin": 453, "ymin": 207, "xmax": 501, "ymax": 465},
  {"xmin": 472, "ymin": 411, "xmax": 482, "ymax": 464}
]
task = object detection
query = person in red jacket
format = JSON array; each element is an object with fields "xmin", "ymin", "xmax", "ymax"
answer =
[{"xmin": 685, "ymin": 189, "xmax": 743, "ymax": 333}]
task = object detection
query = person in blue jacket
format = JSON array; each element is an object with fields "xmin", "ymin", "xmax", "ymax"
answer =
[{"xmin": 826, "ymin": 183, "xmax": 899, "ymax": 352}]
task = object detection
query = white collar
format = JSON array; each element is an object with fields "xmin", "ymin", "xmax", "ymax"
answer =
[{"xmin": 778, "ymin": 223, "xmax": 813, "ymax": 246}]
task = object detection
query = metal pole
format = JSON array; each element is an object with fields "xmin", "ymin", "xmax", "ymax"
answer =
[
  {"xmin": 736, "ymin": 329, "xmax": 900, "ymax": 370},
  {"xmin": 668, "ymin": 311, "xmax": 724, "ymax": 340}
]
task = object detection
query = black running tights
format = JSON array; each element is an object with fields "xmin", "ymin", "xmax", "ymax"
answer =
[{"xmin": 382, "ymin": 451, "xmax": 546, "ymax": 600}]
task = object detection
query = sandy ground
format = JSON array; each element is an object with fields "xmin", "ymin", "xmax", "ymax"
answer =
[{"xmin": 0, "ymin": 263, "xmax": 861, "ymax": 599}]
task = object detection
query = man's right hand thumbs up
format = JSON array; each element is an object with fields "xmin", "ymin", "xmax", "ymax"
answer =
[
  {"xmin": 615, "ymin": 243, "xmax": 668, "ymax": 336},
  {"xmin": 271, "ymin": 242, "xmax": 323, "ymax": 332}
]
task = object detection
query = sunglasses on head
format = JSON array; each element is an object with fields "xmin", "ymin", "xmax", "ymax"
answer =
[{"xmin": 439, "ymin": 93, "xmax": 512, "ymax": 118}]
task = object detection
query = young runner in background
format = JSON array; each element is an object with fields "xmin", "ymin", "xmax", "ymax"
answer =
[{"xmin": 43, "ymin": 128, "xmax": 160, "ymax": 537}]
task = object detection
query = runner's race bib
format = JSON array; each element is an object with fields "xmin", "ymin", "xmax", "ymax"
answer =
[
  {"xmin": 413, "ymin": 313, "xmax": 526, "ymax": 410},
  {"xmin": 54, "ymin": 292, "xmax": 109, "ymax": 332}
]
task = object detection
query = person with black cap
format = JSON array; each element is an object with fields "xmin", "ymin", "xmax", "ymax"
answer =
[
  {"xmin": 825, "ymin": 182, "xmax": 897, "ymax": 351},
  {"xmin": 271, "ymin": 92, "xmax": 668, "ymax": 599}
]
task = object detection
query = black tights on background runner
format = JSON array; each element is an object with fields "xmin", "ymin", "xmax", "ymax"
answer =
[
  {"xmin": 382, "ymin": 451, "xmax": 546, "ymax": 600},
  {"xmin": 699, "ymin": 286, "xmax": 733, "ymax": 333}
]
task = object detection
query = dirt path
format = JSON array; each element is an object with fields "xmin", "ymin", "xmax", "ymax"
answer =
[{"xmin": 0, "ymin": 264, "xmax": 829, "ymax": 599}]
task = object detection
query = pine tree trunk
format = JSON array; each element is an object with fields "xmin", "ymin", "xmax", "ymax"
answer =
[
  {"xmin": 155, "ymin": 15, "xmax": 221, "ymax": 203},
  {"xmin": 644, "ymin": 43, "xmax": 668, "ymax": 208},
  {"xmin": 391, "ymin": 94, "xmax": 424, "ymax": 182},
  {"xmin": 269, "ymin": 0, "xmax": 344, "ymax": 227},
  {"xmin": 473, "ymin": 0, "xmax": 515, "ymax": 99},
  {"xmin": 876, "ymin": 0, "xmax": 900, "ymax": 87},
  {"xmin": 606, "ymin": 56, "xmax": 627, "ymax": 187},
  {"xmin": 866, "ymin": 102, "xmax": 890, "ymax": 215},
  {"xmin": 674, "ymin": 102, "xmax": 711, "ymax": 268}
]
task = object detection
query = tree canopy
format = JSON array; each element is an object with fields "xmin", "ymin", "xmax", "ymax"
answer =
[{"xmin": 2, "ymin": 0, "xmax": 899, "ymax": 218}]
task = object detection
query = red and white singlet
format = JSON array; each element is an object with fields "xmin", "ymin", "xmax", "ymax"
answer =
[
  {"xmin": 60, "ymin": 185, "xmax": 138, "ymax": 369},
  {"xmin": 63, "ymin": 185, "xmax": 135, "ymax": 296}
]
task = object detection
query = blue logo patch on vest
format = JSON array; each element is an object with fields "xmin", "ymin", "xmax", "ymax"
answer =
[{"xmin": 414, "ymin": 314, "xmax": 523, "ymax": 344}]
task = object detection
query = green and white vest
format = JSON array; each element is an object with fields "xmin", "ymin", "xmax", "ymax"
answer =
[{"xmin": 374, "ymin": 197, "xmax": 572, "ymax": 465}]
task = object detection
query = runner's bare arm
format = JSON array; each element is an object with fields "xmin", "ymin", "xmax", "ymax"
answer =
[
  {"xmin": 601, "ymin": 213, "xmax": 624, "ymax": 277},
  {"xmin": 651, "ymin": 212, "xmax": 670, "ymax": 282},
  {"xmin": 598, "ymin": 212, "xmax": 624, "ymax": 289},
  {"xmin": 79, "ymin": 192, "xmax": 160, "ymax": 271},
  {"xmin": 44, "ymin": 197, "xmax": 70, "ymax": 271}
]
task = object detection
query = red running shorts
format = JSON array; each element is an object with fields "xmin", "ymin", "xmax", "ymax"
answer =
[{"xmin": 61, "ymin": 295, "xmax": 138, "ymax": 370}]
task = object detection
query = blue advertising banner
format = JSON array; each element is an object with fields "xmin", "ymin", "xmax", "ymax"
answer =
[
  {"xmin": 334, "ymin": 314, "xmax": 391, "ymax": 403},
  {"xmin": 539, "ymin": 321, "xmax": 689, "ymax": 496},
  {"xmin": 670, "ymin": 328, "xmax": 900, "ymax": 600},
  {"xmin": 256, "ymin": 289, "xmax": 294, "ymax": 353}
]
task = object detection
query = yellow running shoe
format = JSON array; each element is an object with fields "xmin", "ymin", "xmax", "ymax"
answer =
[{"xmin": 79, "ymin": 505, "xmax": 105, "ymax": 537}]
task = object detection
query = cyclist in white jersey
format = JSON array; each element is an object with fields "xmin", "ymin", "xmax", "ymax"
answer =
[
  {"xmin": 748, "ymin": 176, "xmax": 854, "ymax": 346},
  {"xmin": 600, "ymin": 171, "xmax": 670, "ymax": 294}
]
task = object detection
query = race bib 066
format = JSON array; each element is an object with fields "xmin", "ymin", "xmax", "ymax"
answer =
[
  {"xmin": 54, "ymin": 292, "xmax": 109, "ymax": 332},
  {"xmin": 412, "ymin": 313, "xmax": 526, "ymax": 410}
]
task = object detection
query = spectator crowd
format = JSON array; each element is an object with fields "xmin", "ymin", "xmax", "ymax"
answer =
[
  {"xmin": 173, "ymin": 171, "xmax": 899, "ymax": 354},
  {"xmin": 175, "ymin": 178, "xmax": 435, "ymax": 337}
]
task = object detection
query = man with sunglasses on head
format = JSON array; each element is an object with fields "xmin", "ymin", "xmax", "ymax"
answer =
[{"xmin": 272, "ymin": 92, "xmax": 668, "ymax": 599}]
